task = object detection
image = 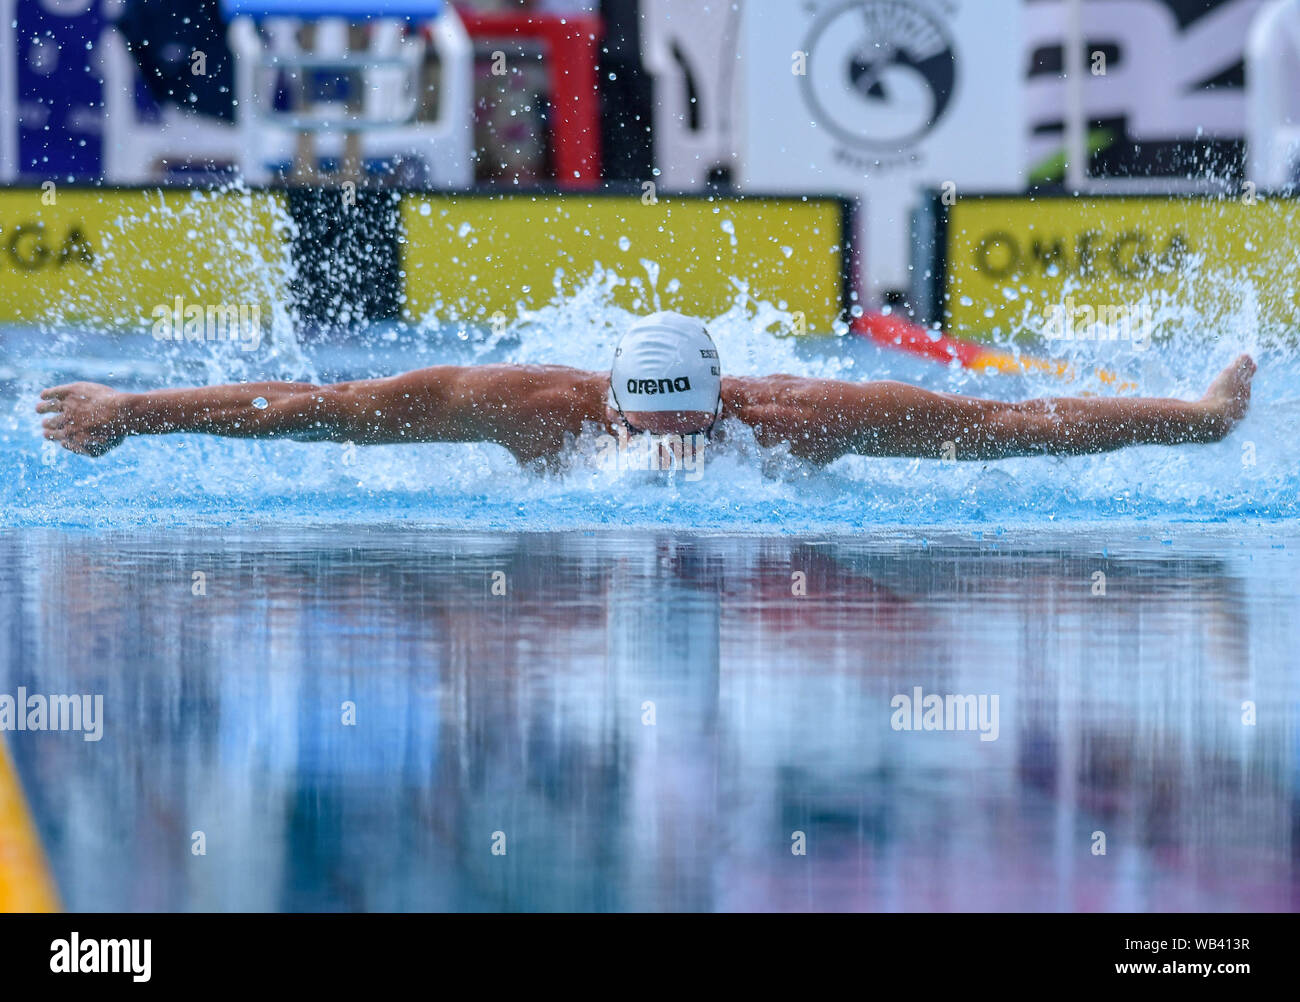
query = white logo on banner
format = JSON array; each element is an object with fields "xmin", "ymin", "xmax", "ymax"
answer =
[
  {"xmin": 800, "ymin": 0, "xmax": 958, "ymax": 150},
  {"xmin": 739, "ymin": 0, "xmax": 1023, "ymax": 297}
]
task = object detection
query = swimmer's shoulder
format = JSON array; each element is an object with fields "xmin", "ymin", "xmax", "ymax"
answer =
[
  {"xmin": 518, "ymin": 365, "xmax": 609, "ymax": 402},
  {"xmin": 722, "ymin": 373, "xmax": 826, "ymax": 410},
  {"xmin": 445, "ymin": 363, "xmax": 606, "ymax": 396},
  {"xmin": 480, "ymin": 366, "xmax": 608, "ymax": 444},
  {"xmin": 492, "ymin": 364, "xmax": 606, "ymax": 386}
]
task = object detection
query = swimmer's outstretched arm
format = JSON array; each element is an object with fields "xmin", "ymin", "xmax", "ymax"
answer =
[
  {"xmin": 38, "ymin": 355, "xmax": 1255, "ymax": 463},
  {"xmin": 36, "ymin": 365, "xmax": 599, "ymax": 459},
  {"xmin": 756, "ymin": 355, "xmax": 1256, "ymax": 462}
]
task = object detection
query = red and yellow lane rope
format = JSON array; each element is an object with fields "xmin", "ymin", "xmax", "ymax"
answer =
[
  {"xmin": 0, "ymin": 737, "xmax": 59, "ymax": 912},
  {"xmin": 853, "ymin": 313, "xmax": 1138, "ymax": 393}
]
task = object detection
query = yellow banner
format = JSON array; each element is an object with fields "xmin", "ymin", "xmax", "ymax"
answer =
[
  {"xmin": 401, "ymin": 194, "xmax": 850, "ymax": 332},
  {"xmin": 0, "ymin": 188, "xmax": 290, "ymax": 328},
  {"xmin": 943, "ymin": 196, "xmax": 1300, "ymax": 340},
  {"xmin": 0, "ymin": 188, "xmax": 850, "ymax": 333}
]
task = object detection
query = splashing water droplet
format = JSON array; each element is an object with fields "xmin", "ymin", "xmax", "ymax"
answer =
[{"xmin": 252, "ymin": 397, "xmax": 269, "ymax": 410}]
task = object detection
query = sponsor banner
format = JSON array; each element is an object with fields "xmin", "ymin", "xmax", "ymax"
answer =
[
  {"xmin": 1025, "ymin": 0, "xmax": 1265, "ymax": 184},
  {"xmin": 0, "ymin": 187, "xmax": 850, "ymax": 332},
  {"xmin": 400, "ymin": 193, "xmax": 853, "ymax": 332},
  {"xmin": 937, "ymin": 194, "xmax": 1300, "ymax": 338},
  {"xmin": 737, "ymin": 0, "xmax": 1024, "ymax": 300},
  {"xmin": 0, "ymin": 188, "xmax": 289, "ymax": 327}
]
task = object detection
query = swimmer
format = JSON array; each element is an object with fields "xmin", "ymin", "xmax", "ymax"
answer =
[{"xmin": 36, "ymin": 312, "xmax": 1255, "ymax": 466}]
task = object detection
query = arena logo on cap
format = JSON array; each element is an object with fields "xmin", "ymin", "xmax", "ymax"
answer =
[{"xmin": 626, "ymin": 377, "xmax": 692, "ymax": 395}]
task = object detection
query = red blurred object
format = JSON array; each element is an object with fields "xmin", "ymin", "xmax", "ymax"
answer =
[
  {"xmin": 455, "ymin": 9, "xmax": 603, "ymax": 187},
  {"xmin": 853, "ymin": 312, "xmax": 1136, "ymax": 389},
  {"xmin": 851, "ymin": 313, "xmax": 984, "ymax": 367}
]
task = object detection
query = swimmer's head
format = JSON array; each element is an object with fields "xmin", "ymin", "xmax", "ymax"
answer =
[{"xmin": 607, "ymin": 312, "xmax": 722, "ymax": 436}]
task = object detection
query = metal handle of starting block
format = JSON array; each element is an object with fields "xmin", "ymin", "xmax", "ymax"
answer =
[{"xmin": 253, "ymin": 51, "xmax": 423, "ymax": 130}]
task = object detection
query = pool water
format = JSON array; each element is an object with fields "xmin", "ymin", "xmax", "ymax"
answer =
[
  {"xmin": 1, "ymin": 277, "xmax": 1298, "ymax": 911},
  {"xmin": 1, "ymin": 526, "xmax": 1296, "ymax": 911}
]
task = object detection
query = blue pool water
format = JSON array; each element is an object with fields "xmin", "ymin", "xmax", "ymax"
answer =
[
  {"xmin": 1, "ymin": 273, "xmax": 1298, "ymax": 910},
  {"xmin": 0, "ymin": 526, "xmax": 1296, "ymax": 911}
]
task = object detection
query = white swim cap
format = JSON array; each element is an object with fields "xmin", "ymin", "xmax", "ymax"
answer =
[{"xmin": 608, "ymin": 312, "xmax": 722, "ymax": 415}]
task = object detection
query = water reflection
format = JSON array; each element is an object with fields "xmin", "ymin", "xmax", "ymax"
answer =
[{"xmin": 0, "ymin": 527, "xmax": 1295, "ymax": 911}]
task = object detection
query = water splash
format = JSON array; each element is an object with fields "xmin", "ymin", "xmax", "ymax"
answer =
[
  {"xmin": 31, "ymin": 183, "xmax": 312, "ymax": 388},
  {"xmin": 2, "ymin": 251, "xmax": 1296, "ymax": 530}
]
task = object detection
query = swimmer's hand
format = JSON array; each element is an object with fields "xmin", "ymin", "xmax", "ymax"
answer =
[
  {"xmin": 36, "ymin": 382, "xmax": 131, "ymax": 457},
  {"xmin": 1198, "ymin": 354, "xmax": 1256, "ymax": 439}
]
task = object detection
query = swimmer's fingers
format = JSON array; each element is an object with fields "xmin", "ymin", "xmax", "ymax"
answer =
[
  {"xmin": 47, "ymin": 431, "xmax": 94, "ymax": 455},
  {"xmin": 39, "ymin": 385, "xmax": 76, "ymax": 401},
  {"xmin": 35, "ymin": 397, "xmax": 63, "ymax": 414},
  {"xmin": 42, "ymin": 416, "xmax": 65, "ymax": 431}
]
